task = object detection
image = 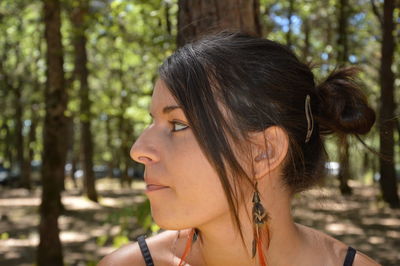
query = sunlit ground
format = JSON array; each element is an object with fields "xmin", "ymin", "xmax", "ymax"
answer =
[
  {"xmin": 292, "ymin": 179, "xmax": 400, "ymax": 265},
  {"xmin": 0, "ymin": 177, "xmax": 399, "ymax": 266}
]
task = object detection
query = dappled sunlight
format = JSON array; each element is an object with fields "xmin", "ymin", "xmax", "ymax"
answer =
[
  {"xmin": 362, "ymin": 217, "xmax": 400, "ymax": 227},
  {"xmin": 0, "ymin": 236, "xmax": 38, "ymax": 248},
  {"xmin": 293, "ymin": 182, "xmax": 400, "ymax": 265},
  {"xmin": 99, "ymin": 193, "xmax": 145, "ymax": 208},
  {"xmin": 0, "ymin": 181, "xmax": 148, "ymax": 265},
  {"xmin": 96, "ymin": 178, "xmax": 146, "ymax": 191},
  {"xmin": 325, "ymin": 222, "xmax": 363, "ymax": 235},
  {"xmin": 0, "ymin": 197, "xmax": 40, "ymax": 207},
  {"xmin": 1, "ymin": 179, "xmax": 399, "ymax": 265},
  {"xmin": 62, "ymin": 196, "xmax": 101, "ymax": 210},
  {"xmin": 60, "ymin": 231, "xmax": 90, "ymax": 243},
  {"xmin": 368, "ymin": 236, "xmax": 385, "ymax": 245}
]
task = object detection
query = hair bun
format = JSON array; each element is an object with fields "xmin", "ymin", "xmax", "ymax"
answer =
[{"xmin": 316, "ymin": 67, "xmax": 376, "ymax": 135}]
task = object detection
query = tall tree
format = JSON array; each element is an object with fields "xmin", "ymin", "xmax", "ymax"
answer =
[
  {"xmin": 177, "ymin": 0, "xmax": 262, "ymax": 46},
  {"xmin": 337, "ymin": 0, "xmax": 349, "ymax": 64},
  {"xmin": 2, "ymin": 16, "xmax": 30, "ymax": 189},
  {"xmin": 286, "ymin": 0, "xmax": 294, "ymax": 48},
  {"xmin": 176, "ymin": 1, "xmax": 262, "ymax": 263},
  {"xmin": 71, "ymin": 0, "xmax": 98, "ymax": 202},
  {"xmin": 14, "ymin": 64, "xmax": 29, "ymax": 189},
  {"xmin": 336, "ymin": 0, "xmax": 352, "ymax": 195},
  {"xmin": 376, "ymin": 0, "xmax": 399, "ymax": 208},
  {"xmin": 0, "ymin": 39, "xmax": 13, "ymax": 169},
  {"xmin": 37, "ymin": 0, "xmax": 67, "ymax": 264},
  {"xmin": 302, "ymin": 17, "xmax": 310, "ymax": 61},
  {"xmin": 117, "ymin": 53, "xmax": 132, "ymax": 188}
]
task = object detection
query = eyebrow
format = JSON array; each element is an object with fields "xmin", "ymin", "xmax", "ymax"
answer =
[{"xmin": 149, "ymin": 105, "xmax": 182, "ymax": 117}]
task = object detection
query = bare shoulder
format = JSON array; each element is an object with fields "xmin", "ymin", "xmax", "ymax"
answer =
[
  {"xmin": 353, "ymin": 251, "xmax": 382, "ymax": 266},
  {"xmin": 295, "ymin": 223, "xmax": 381, "ymax": 266},
  {"xmin": 97, "ymin": 230, "xmax": 180, "ymax": 266},
  {"xmin": 97, "ymin": 241, "xmax": 144, "ymax": 266}
]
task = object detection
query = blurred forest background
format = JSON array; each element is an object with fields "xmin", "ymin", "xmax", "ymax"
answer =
[{"xmin": 0, "ymin": 0, "xmax": 399, "ymax": 265}]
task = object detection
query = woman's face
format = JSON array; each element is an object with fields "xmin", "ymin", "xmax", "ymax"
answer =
[{"xmin": 130, "ymin": 79, "xmax": 230, "ymax": 230}]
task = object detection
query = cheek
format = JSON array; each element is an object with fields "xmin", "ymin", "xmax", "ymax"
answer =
[
  {"xmin": 151, "ymin": 133, "xmax": 230, "ymax": 229},
  {"xmin": 175, "ymin": 134, "xmax": 225, "ymax": 198}
]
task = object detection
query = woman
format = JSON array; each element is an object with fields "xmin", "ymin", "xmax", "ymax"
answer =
[{"xmin": 99, "ymin": 32, "xmax": 380, "ymax": 266}]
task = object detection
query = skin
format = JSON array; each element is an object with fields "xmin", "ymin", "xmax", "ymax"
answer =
[{"xmin": 98, "ymin": 79, "xmax": 381, "ymax": 266}]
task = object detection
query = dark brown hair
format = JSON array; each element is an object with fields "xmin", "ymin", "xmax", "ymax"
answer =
[{"xmin": 158, "ymin": 31, "xmax": 375, "ymax": 254}]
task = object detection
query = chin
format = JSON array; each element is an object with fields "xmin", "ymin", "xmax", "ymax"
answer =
[
  {"xmin": 150, "ymin": 209, "xmax": 195, "ymax": 231},
  {"xmin": 153, "ymin": 219, "xmax": 189, "ymax": 231}
]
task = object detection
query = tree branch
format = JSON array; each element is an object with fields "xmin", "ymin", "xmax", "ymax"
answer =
[{"xmin": 370, "ymin": 0, "xmax": 383, "ymax": 26}]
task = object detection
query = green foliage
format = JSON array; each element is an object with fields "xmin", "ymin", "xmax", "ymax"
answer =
[
  {"xmin": 97, "ymin": 198, "xmax": 158, "ymax": 249},
  {"xmin": 112, "ymin": 234, "xmax": 130, "ymax": 248},
  {"xmin": 259, "ymin": 0, "xmax": 398, "ymax": 172},
  {"xmin": 0, "ymin": 0, "xmax": 177, "ymax": 168},
  {"xmin": 135, "ymin": 199, "xmax": 152, "ymax": 228},
  {"xmin": 1, "ymin": 0, "xmax": 394, "ymax": 179},
  {"xmin": 85, "ymin": 261, "xmax": 97, "ymax": 266},
  {"xmin": 0, "ymin": 232, "xmax": 9, "ymax": 240},
  {"xmin": 96, "ymin": 235, "xmax": 108, "ymax": 247}
]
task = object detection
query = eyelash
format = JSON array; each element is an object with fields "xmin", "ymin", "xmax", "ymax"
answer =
[
  {"xmin": 170, "ymin": 120, "xmax": 189, "ymax": 132},
  {"xmin": 149, "ymin": 117, "xmax": 189, "ymax": 132}
]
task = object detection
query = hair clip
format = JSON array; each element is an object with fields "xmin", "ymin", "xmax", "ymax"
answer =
[{"xmin": 305, "ymin": 94, "xmax": 314, "ymax": 143}]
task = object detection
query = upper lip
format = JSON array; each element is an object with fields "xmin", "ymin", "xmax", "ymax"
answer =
[
  {"xmin": 144, "ymin": 175, "xmax": 169, "ymax": 187},
  {"xmin": 146, "ymin": 183, "xmax": 168, "ymax": 187}
]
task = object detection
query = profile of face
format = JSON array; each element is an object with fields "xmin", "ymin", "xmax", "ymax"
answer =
[{"xmin": 130, "ymin": 79, "xmax": 230, "ymax": 230}]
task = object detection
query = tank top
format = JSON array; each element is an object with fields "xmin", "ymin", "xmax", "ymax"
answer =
[{"xmin": 137, "ymin": 234, "xmax": 357, "ymax": 266}]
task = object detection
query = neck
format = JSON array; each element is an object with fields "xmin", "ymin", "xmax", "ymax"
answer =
[{"xmin": 189, "ymin": 189, "xmax": 307, "ymax": 266}]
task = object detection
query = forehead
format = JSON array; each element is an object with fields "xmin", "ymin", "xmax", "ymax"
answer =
[{"xmin": 150, "ymin": 79, "xmax": 178, "ymax": 110}]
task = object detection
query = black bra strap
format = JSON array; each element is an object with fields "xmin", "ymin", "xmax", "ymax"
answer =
[
  {"xmin": 137, "ymin": 235, "xmax": 154, "ymax": 266},
  {"xmin": 343, "ymin": 246, "xmax": 356, "ymax": 266}
]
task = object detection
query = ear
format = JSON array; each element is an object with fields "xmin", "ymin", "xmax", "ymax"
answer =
[{"xmin": 249, "ymin": 126, "xmax": 289, "ymax": 180}]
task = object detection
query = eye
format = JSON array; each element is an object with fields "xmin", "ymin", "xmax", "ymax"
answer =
[{"xmin": 170, "ymin": 120, "xmax": 189, "ymax": 132}]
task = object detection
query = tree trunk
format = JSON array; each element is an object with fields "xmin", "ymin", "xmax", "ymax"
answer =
[
  {"xmin": 14, "ymin": 83, "xmax": 30, "ymax": 189},
  {"xmin": 66, "ymin": 116, "xmax": 78, "ymax": 189},
  {"xmin": 164, "ymin": 1, "xmax": 172, "ymax": 35},
  {"xmin": 105, "ymin": 116, "xmax": 115, "ymax": 178},
  {"xmin": 116, "ymin": 54, "xmax": 131, "ymax": 188},
  {"xmin": 13, "ymin": 21, "xmax": 30, "ymax": 189},
  {"xmin": 37, "ymin": 0, "xmax": 67, "ymax": 265},
  {"xmin": 286, "ymin": 0, "xmax": 294, "ymax": 48},
  {"xmin": 302, "ymin": 18, "xmax": 310, "ymax": 62},
  {"xmin": 71, "ymin": 0, "xmax": 98, "ymax": 202},
  {"xmin": 336, "ymin": 0, "xmax": 352, "ymax": 195},
  {"xmin": 4, "ymin": 121, "xmax": 13, "ymax": 168},
  {"xmin": 0, "ymin": 42, "xmax": 13, "ymax": 169},
  {"xmin": 378, "ymin": 0, "xmax": 399, "ymax": 208},
  {"xmin": 177, "ymin": 0, "xmax": 262, "ymax": 47},
  {"xmin": 337, "ymin": 0, "xmax": 349, "ymax": 65},
  {"xmin": 123, "ymin": 120, "xmax": 133, "ymax": 187},
  {"xmin": 118, "ymin": 111, "xmax": 131, "ymax": 188},
  {"xmin": 338, "ymin": 135, "xmax": 352, "ymax": 194},
  {"xmin": 362, "ymin": 152, "xmax": 369, "ymax": 177},
  {"xmin": 25, "ymin": 103, "xmax": 38, "ymax": 187},
  {"xmin": 326, "ymin": 12, "xmax": 333, "ymax": 62}
]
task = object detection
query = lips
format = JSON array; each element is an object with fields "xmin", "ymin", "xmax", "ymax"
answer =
[
  {"xmin": 144, "ymin": 180, "xmax": 168, "ymax": 187},
  {"xmin": 146, "ymin": 184, "xmax": 169, "ymax": 192},
  {"xmin": 144, "ymin": 174, "xmax": 169, "ymax": 188},
  {"xmin": 145, "ymin": 182, "xmax": 168, "ymax": 187}
]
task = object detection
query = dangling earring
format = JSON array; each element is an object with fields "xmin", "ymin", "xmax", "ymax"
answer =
[
  {"xmin": 178, "ymin": 228, "xmax": 199, "ymax": 266},
  {"xmin": 252, "ymin": 181, "xmax": 270, "ymax": 266}
]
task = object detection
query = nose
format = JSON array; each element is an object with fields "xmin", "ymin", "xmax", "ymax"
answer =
[{"xmin": 130, "ymin": 128, "xmax": 160, "ymax": 165}]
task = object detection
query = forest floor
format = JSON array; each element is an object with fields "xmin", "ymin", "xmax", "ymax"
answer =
[{"xmin": 0, "ymin": 178, "xmax": 399, "ymax": 266}]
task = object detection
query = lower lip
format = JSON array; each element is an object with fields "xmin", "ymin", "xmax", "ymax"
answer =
[{"xmin": 145, "ymin": 185, "xmax": 169, "ymax": 193}]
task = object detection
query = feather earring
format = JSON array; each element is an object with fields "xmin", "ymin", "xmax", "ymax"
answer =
[
  {"xmin": 252, "ymin": 181, "xmax": 270, "ymax": 266},
  {"xmin": 178, "ymin": 228, "xmax": 199, "ymax": 266}
]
